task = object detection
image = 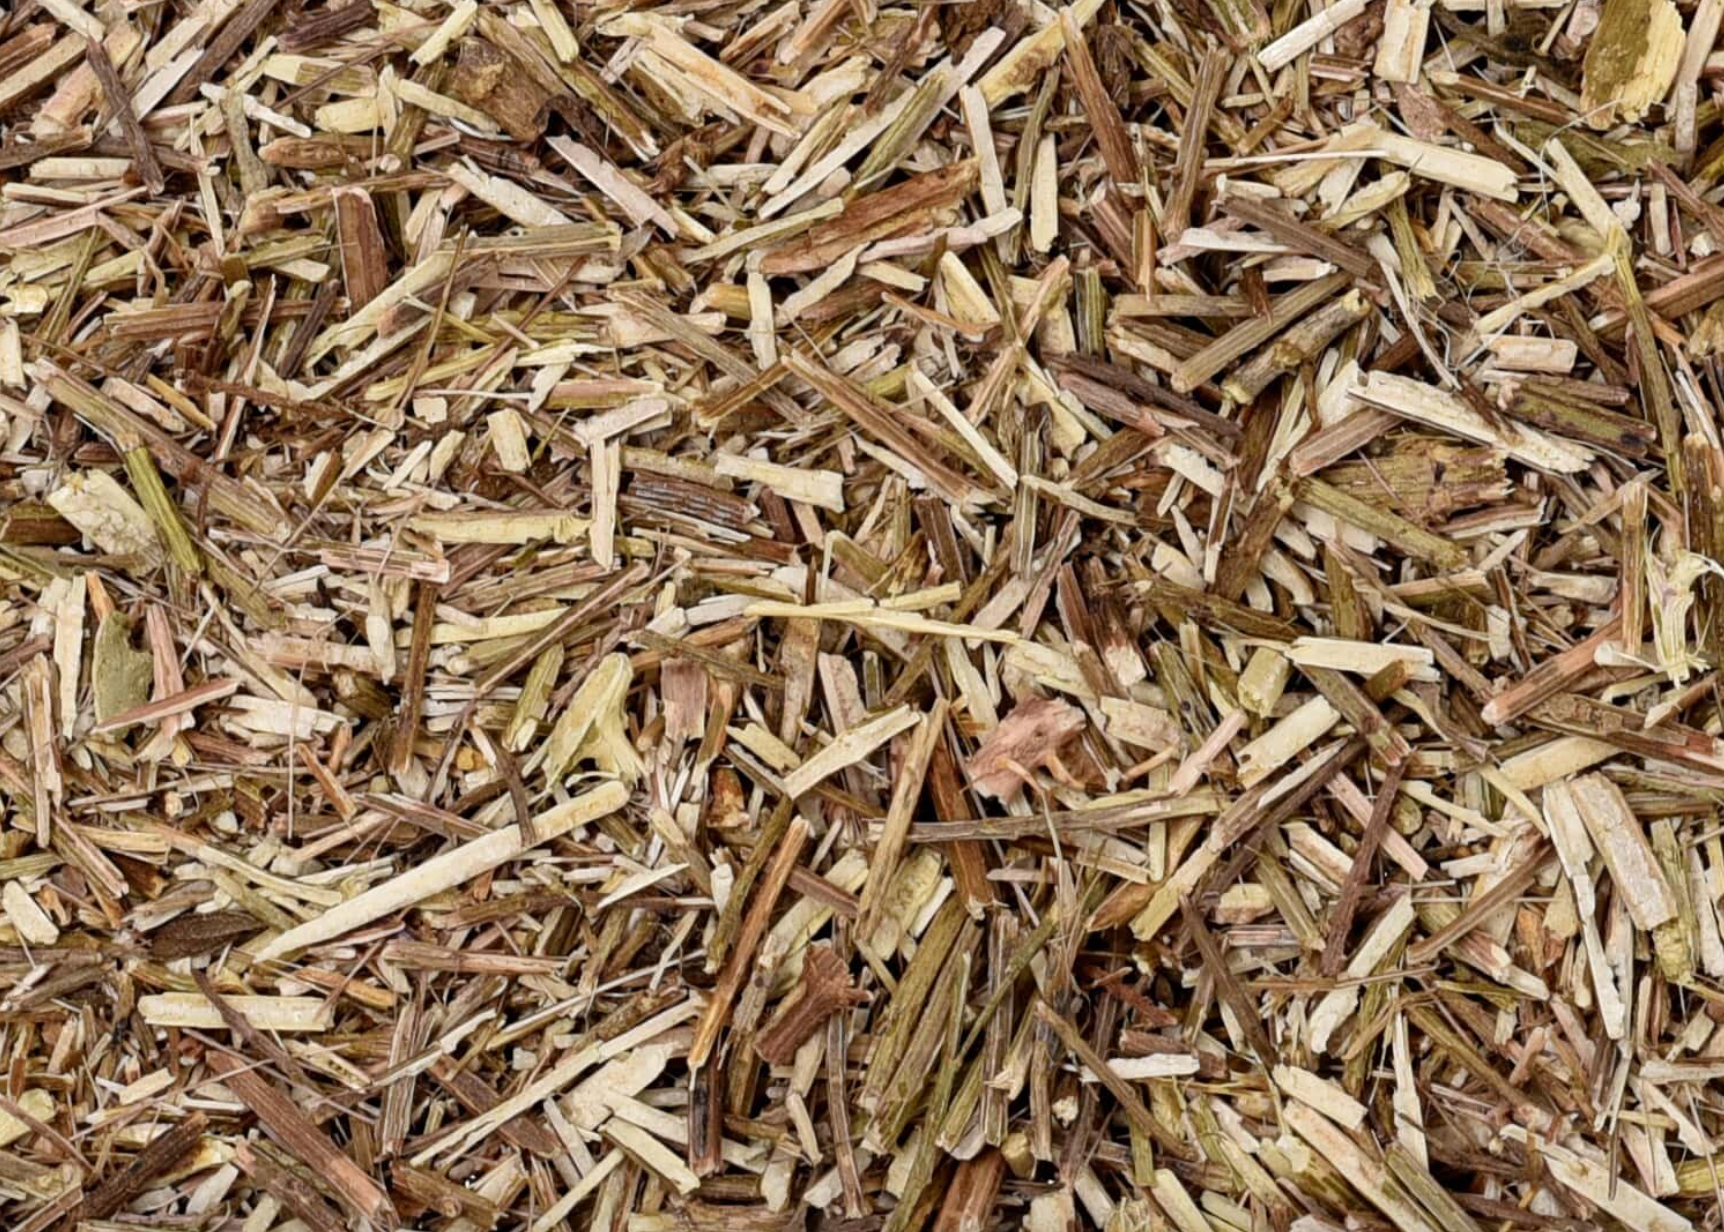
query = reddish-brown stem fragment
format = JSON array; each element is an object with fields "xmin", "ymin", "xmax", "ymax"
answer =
[
  {"xmin": 207, "ymin": 1053, "xmax": 394, "ymax": 1227},
  {"xmin": 84, "ymin": 36, "xmax": 165, "ymax": 195},
  {"xmin": 1160, "ymin": 48, "xmax": 1225, "ymax": 241},
  {"xmin": 1032, "ymin": 998, "xmax": 1191, "ymax": 1157},
  {"xmin": 1061, "ymin": 14, "xmax": 1140, "ymax": 187},
  {"xmin": 77, "ymin": 1112, "xmax": 208, "ymax": 1221},
  {"xmin": 1406, "ymin": 843, "xmax": 1551, "ymax": 965},
  {"xmin": 233, "ymin": 1141, "xmax": 349, "ymax": 1232},
  {"xmin": 1320, "ymin": 758, "xmax": 1409, "ymax": 977},
  {"xmin": 1480, "ymin": 614, "xmax": 1623, "ymax": 726},
  {"xmin": 688, "ymin": 815, "xmax": 810, "ymax": 1069},
  {"xmin": 388, "ymin": 581, "xmax": 437, "ymax": 777},
  {"xmin": 934, "ymin": 1149, "xmax": 1008, "ymax": 1232},
  {"xmin": 753, "ymin": 943, "xmax": 870, "ymax": 1065}
]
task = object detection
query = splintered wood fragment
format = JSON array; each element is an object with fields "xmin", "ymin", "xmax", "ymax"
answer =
[
  {"xmin": 1236, "ymin": 697, "xmax": 1338, "ymax": 786},
  {"xmin": 1406, "ymin": 842, "xmax": 1550, "ymax": 964},
  {"xmin": 781, "ymin": 706, "xmax": 919, "ymax": 799},
  {"xmin": 1540, "ymin": 139, "xmax": 1624, "ymax": 246},
  {"xmin": 604, "ymin": 1117, "xmax": 701, "ymax": 1195},
  {"xmin": 905, "ymin": 794, "xmax": 1219, "ymax": 845},
  {"xmin": 47, "ymin": 470, "xmax": 160, "ymax": 561},
  {"xmin": 1289, "ymin": 408, "xmax": 1397, "ymax": 477},
  {"xmin": 1509, "ymin": 1128, "xmax": 1695, "ymax": 1232},
  {"xmin": 1354, "ymin": 371, "xmax": 1593, "ymax": 473},
  {"xmin": 23, "ymin": 659, "xmax": 59, "ymax": 848},
  {"xmin": 1376, "ymin": 0, "xmax": 1434, "ymax": 82},
  {"xmin": 1219, "ymin": 196, "xmax": 1376, "ymax": 277},
  {"xmin": 1032, "ymin": 999, "xmax": 1190, "ymax": 1155},
  {"xmin": 762, "ymin": 161, "xmax": 980, "ymax": 275},
  {"xmin": 392, "ymin": 1163, "xmax": 499, "ymax": 1222},
  {"xmin": 978, "ymin": 0, "xmax": 1106, "ymax": 105},
  {"xmin": 234, "ymin": 1142, "xmax": 347, "ymax": 1232},
  {"xmin": 1223, "ymin": 290, "xmax": 1373, "ymax": 402},
  {"xmin": 1133, "ymin": 740, "xmax": 1365, "ymax": 938},
  {"xmin": 1305, "ymin": 666, "xmax": 1410, "ymax": 763},
  {"xmin": 1060, "ymin": 15, "xmax": 1137, "ymax": 186},
  {"xmin": 1238, "ymin": 649, "xmax": 1292, "ymax": 716},
  {"xmin": 1182, "ymin": 893, "xmax": 1276, "ymax": 1060},
  {"xmin": 92, "ymin": 678, "xmax": 238, "ymax": 734},
  {"xmin": 333, "ymin": 187, "xmax": 389, "ymax": 310},
  {"xmin": 548, "ymin": 136, "xmax": 676, "ymax": 235},
  {"xmin": 607, "ymin": 13, "xmax": 796, "ymax": 137},
  {"xmin": 255, "ymin": 781, "xmax": 628, "ymax": 960},
  {"xmin": 1274, "ymin": 1065, "xmax": 1368, "ymax": 1129},
  {"xmin": 1620, "ymin": 478, "xmax": 1648, "ymax": 652},
  {"xmin": 426, "ymin": 1058, "xmax": 560, "ymax": 1156},
  {"xmin": 714, "ymin": 453, "xmax": 844, "ymax": 513},
  {"xmin": 446, "ymin": 162, "xmax": 571, "ymax": 227},
  {"xmin": 1286, "ymin": 1105, "xmax": 1443, "ymax": 1232},
  {"xmin": 84, "ymin": 35, "xmax": 164, "ymax": 195},
  {"xmin": 936, "ymin": 1152, "xmax": 1008, "ymax": 1232},
  {"xmin": 1293, "ymin": 476, "xmax": 1468, "ymax": 571},
  {"xmin": 123, "ymin": 446, "xmax": 200, "ymax": 573},
  {"xmin": 1204, "ymin": 0, "xmax": 1271, "ymax": 50},
  {"xmin": 1468, "ymin": 252, "xmax": 1616, "ymax": 344},
  {"xmin": 860, "ymin": 700, "xmax": 948, "ymax": 933},
  {"xmin": 421, "ymin": 999, "xmax": 698, "ymax": 1165},
  {"xmin": 388, "ymin": 582, "xmax": 436, "ymax": 776},
  {"xmin": 2, "ymin": 881, "xmax": 59, "ymax": 945},
  {"xmin": 1566, "ymin": 773, "xmax": 1677, "ymax": 930},
  {"xmin": 1320, "ymin": 759, "xmax": 1408, "ymax": 976},
  {"xmin": 1287, "ymin": 639, "xmax": 1438, "ymax": 683},
  {"xmin": 409, "ymin": 510, "xmax": 588, "ymax": 544},
  {"xmin": 1030, "ymin": 134, "xmax": 1059, "ymax": 253},
  {"xmin": 1054, "ymin": 353, "xmax": 1240, "ymax": 438},
  {"xmin": 0, "ymin": 1090, "xmax": 56, "ymax": 1157},
  {"xmin": 477, "ymin": 565, "xmax": 646, "ymax": 699},
  {"xmin": 1479, "ymin": 616, "xmax": 1622, "ymax": 725}
]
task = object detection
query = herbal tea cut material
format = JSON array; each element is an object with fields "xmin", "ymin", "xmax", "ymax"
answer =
[{"xmin": 1, "ymin": 1, "xmax": 1723, "ymax": 1232}]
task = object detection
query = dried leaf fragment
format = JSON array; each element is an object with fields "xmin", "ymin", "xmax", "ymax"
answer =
[
  {"xmin": 1582, "ymin": 0, "xmax": 1683, "ymax": 128},
  {"xmin": 966, "ymin": 698, "xmax": 1085, "ymax": 801}
]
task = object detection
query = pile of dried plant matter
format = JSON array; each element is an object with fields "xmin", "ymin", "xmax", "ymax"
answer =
[{"xmin": 6, "ymin": 0, "xmax": 1724, "ymax": 1230}]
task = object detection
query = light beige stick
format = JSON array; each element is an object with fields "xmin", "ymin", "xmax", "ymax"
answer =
[
  {"xmin": 255, "ymin": 780, "xmax": 629, "ymax": 960},
  {"xmin": 139, "ymin": 993, "xmax": 331, "ymax": 1032}
]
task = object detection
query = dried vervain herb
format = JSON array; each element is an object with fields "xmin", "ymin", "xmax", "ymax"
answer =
[{"xmin": 3, "ymin": 3, "xmax": 1723, "ymax": 1232}]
